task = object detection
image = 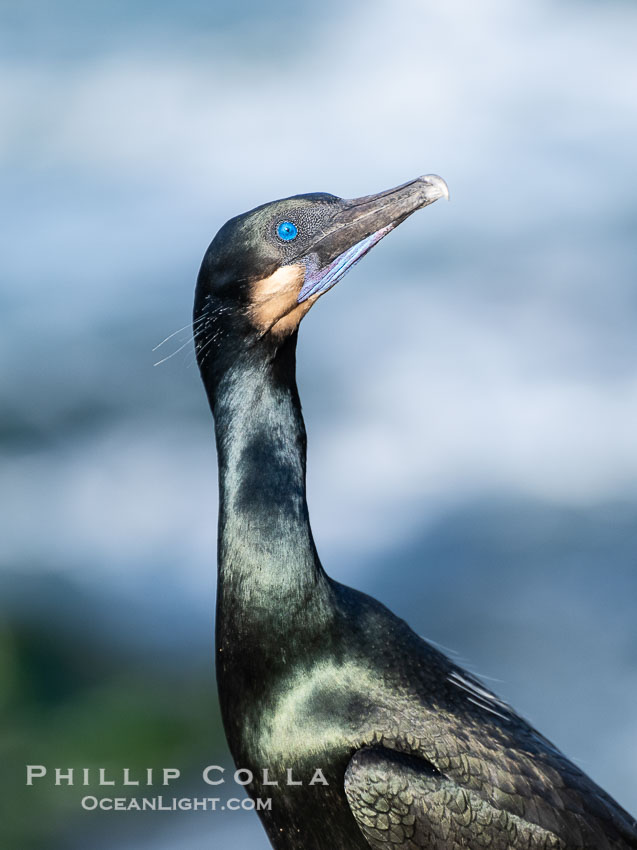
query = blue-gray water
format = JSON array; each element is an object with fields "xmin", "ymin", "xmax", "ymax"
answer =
[{"xmin": 2, "ymin": 1, "xmax": 637, "ymax": 847}]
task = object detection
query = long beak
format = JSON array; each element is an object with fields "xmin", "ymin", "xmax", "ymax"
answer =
[{"xmin": 298, "ymin": 174, "xmax": 449, "ymax": 302}]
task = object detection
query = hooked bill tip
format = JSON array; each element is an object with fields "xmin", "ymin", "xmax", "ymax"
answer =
[{"xmin": 419, "ymin": 174, "xmax": 450, "ymax": 201}]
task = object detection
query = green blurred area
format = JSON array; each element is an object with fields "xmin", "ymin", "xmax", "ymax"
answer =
[{"xmin": 0, "ymin": 614, "xmax": 226, "ymax": 849}]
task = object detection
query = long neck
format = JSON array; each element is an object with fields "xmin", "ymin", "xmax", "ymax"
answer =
[{"xmin": 209, "ymin": 333, "xmax": 329, "ymax": 636}]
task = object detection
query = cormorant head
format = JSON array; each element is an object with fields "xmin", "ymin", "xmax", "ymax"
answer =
[{"xmin": 194, "ymin": 174, "xmax": 448, "ymax": 377}]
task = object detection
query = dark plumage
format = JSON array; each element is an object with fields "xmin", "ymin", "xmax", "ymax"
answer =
[{"xmin": 193, "ymin": 175, "xmax": 637, "ymax": 849}]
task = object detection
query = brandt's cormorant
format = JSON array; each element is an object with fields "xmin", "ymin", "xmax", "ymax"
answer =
[{"xmin": 193, "ymin": 175, "xmax": 637, "ymax": 849}]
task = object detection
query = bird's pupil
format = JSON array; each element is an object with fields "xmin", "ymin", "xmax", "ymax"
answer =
[{"xmin": 277, "ymin": 221, "xmax": 298, "ymax": 241}]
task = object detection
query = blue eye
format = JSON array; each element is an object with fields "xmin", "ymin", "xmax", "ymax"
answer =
[{"xmin": 276, "ymin": 221, "xmax": 298, "ymax": 241}]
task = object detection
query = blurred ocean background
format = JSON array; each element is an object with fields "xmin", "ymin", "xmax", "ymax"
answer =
[{"xmin": 1, "ymin": 1, "xmax": 636, "ymax": 847}]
